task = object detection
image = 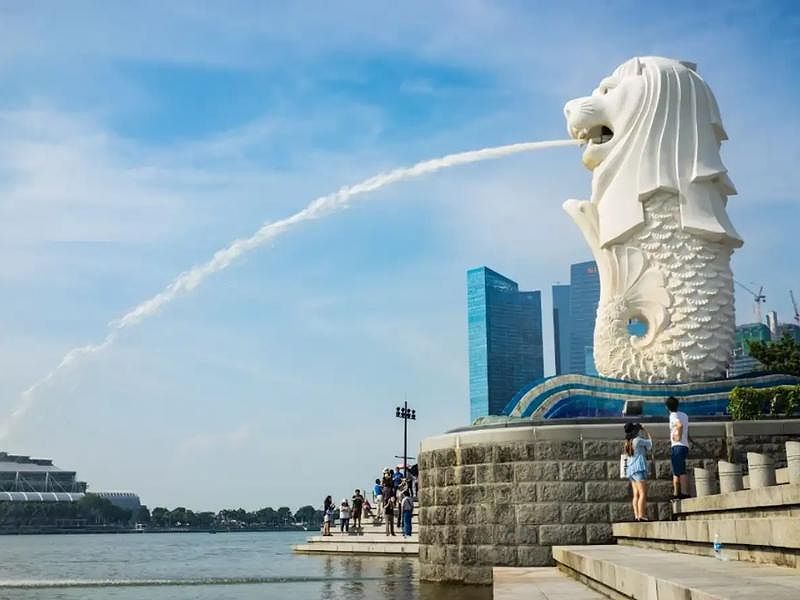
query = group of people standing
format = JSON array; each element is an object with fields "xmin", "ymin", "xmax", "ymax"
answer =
[
  {"xmin": 320, "ymin": 465, "xmax": 416, "ymax": 538},
  {"xmin": 373, "ymin": 466, "xmax": 415, "ymax": 537},
  {"xmin": 623, "ymin": 396, "xmax": 691, "ymax": 522},
  {"xmin": 321, "ymin": 489, "xmax": 370, "ymax": 536}
]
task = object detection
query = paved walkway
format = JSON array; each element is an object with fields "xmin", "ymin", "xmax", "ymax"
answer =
[{"xmin": 493, "ymin": 567, "xmax": 605, "ymax": 600}]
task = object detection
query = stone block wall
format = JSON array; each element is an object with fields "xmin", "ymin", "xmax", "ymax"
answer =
[{"xmin": 417, "ymin": 419, "xmax": 800, "ymax": 584}]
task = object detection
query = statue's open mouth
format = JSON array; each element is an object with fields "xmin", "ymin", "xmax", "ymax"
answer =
[{"xmin": 586, "ymin": 125, "xmax": 614, "ymax": 145}]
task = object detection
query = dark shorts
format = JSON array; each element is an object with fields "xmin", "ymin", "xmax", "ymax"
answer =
[{"xmin": 671, "ymin": 445, "xmax": 689, "ymax": 476}]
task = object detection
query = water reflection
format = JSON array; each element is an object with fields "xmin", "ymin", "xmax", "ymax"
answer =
[
  {"xmin": 306, "ymin": 554, "xmax": 489, "ymax": 600},
  {"xmin": 321, "ymin": 556, "xmax": 335, "ymax": 600},
  {"xmin": 418, "ymin": 582, "xmax": 492, "ymax": 600},
  {"xmin": 341, "ymin": 556, "xmax": 365, "ymax": 600}
]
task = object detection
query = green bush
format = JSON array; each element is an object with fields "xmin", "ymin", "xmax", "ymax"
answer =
[{"xmin": 728, "ymin": 385, "xmax": 800, "ymax": 420}]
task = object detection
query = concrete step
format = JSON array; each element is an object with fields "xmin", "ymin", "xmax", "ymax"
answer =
[
  {"xmin": 306, "ymin": 534, "xmax": 418, "ymax": 543},
  {"xmin": 553, "ymin": 544, "xmax": 800, "ymax": 600},
  {"xmin": 613, "ymin": 518, "xmax": 800, "ymax": 569},
  {"xmin": 293, "ymin": 540, "xmax": 418, "ymax": 555},
  {"xmin": 493, "ymin": 567, "xmax": 606, "ymax": 599},
  {"xmin": 673, "ymin": 482, "xmax": 800, "ymax": 520},
  {"xmin": 613, "ymin": 517, "xmax": 800, "ymax": 549}
]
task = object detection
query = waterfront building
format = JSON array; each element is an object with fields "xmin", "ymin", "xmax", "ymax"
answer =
[
  {"xmin": 568, "ymin": 261, "xmax": 600, "ymax": 374},
  {"xmin": 94, "ymin": 491, "xmax": 142, "ymax": 512},
  {"xmin": 0, "ymin": 452, "xmax": 87, "ymax": 502},
  {"xmin": 728, "ymin": 323, "xmax": 771, "ymax": 377},
  {"xmin": 552, "ymin": 284, "xmax": 571, "ymax": 375},
  {"xmin": 468, "ymin": 267, "xmax": 543, "ymax": 422}
]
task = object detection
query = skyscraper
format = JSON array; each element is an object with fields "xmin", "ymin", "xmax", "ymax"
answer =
[
  {"xmin": 568, "ymin": 261, "xmax": 600, "ymax": 374},
  {"xmin": 552, "ymin": 284, "xmax": 571, "ymax": 375},
  {"xmin": 778, "ymin": 323, "xmax": 800, "ymax": 343},
  {"xmin": 468, "ymin": 267, "xmax": 544, "ymax": 422},
  {"xmin": 728, "ymin": 323, "xmax": 771, "ymax": 377}
]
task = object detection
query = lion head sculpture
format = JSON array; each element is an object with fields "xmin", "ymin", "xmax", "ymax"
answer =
[{"xmin": 563, "ymin": 56, "xmax": 742, "ymax": 249}]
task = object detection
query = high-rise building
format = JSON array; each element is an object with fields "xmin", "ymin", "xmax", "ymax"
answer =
[
  {"xmin": 584, "ymin": 346, "xmax": 598, "ymax": 376},
  {"xmin": 568, "ymin": 261, "xmax": 600, "ymax": 374},
  {"xmin": 552, "ymin": 284, "xmax": 571, "ymax": 375},
  {"xmin": 468, "ymin": 267, "xmax": 544, "ymax": 422},
  {"xmin": 766, "ymin": 311, "xmax": 779, "ymax": 339},
  {"xmin": 728, "ymin": 323, "xmax": 771, "ymax": 377},
  {"xmin": 778, "ymin": 323, "xmax": 800, "ymax": 343}
]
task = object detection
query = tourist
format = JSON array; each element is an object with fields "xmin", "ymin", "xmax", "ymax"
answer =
[
  {"xmin": 351, "ymin": 489, "xmax": 364, "ymax": 530},
  {"xmin": 401, "ymin": 490, "xmax": 414, "ymax": 537},
  {"xmin": 395, "ymin": 479, "xmax": 405, "ymax": 529},
  {"xmin": 382, "ymin": 469, "xmax": 394, "ymax": 493},
  {"xmin": 363, "ymin": 498, "xmax": 373, "ymax": 519},
  {"xmin": 382, "ymin": 480, "xmax": 394, "ymax": 529},
  {"xmin": 339, "ymin": 498, "xmax": 351, "ymax": 533},
  {"xmin": 623, "ymin": 422, "xmax": 652, "ymax": 521},
  {"xmin": 409, "ymin": 463, "xmax": 419, "ymax": 498},
  {"xmin": 392, "ymin": 466, "xmax": 403, "ymax": 491},
  {"xmin": 383, "ymin": 495, "xmax": 396, "ymax": 536},
  {"xmin": 666, "ymin": 396, "xmax": 690, "ymax": 499},
  {"xmin": 373, "ymin": 478, "xmax": 383, "ymax": 521},
  {"xmin": 322, "ymin": 496, "xmax": 334, "ymax": 537}
]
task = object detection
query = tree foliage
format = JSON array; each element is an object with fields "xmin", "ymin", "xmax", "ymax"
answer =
[
  {"xmin": 0, "ymin": 499, "xmax": 315, "ymax": 531},
  {"xmin": 294, "ymin": 505, "xmax": 322, "ymax": 526},
  {"xmin": 728, "ymin": 385, "xmax": 800, "ymax": 420},
  {"xmin": 748, "ymin": 334, "xmax": 800, "ymax": 376}
]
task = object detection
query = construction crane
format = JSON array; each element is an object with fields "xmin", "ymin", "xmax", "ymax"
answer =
[
  {"xmin": 791, "ymin": 290, "xmax": 800, "ymax": 325},
  {"xmin": 734, "ymin": 280, "xmax": 766, "ymax": 323}
]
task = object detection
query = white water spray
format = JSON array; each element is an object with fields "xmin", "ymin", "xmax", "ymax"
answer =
[{"xmin": 0, "ymin": 139, "xmax": 579, "ymax": 440}]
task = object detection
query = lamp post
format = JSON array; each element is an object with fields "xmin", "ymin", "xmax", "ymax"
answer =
[{"xmin": 395, "ymin": 401, "xmax": 416, "ymax": 477}]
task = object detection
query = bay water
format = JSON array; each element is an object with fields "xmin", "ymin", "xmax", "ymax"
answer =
[{"xmin": 0, "ymin": 532, "xmax": 490, "ymax": 599}]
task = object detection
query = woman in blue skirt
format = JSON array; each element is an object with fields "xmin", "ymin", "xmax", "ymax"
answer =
[{"xmin": 624, "ymin": 422, "xmax": 652, "ymax": 522}]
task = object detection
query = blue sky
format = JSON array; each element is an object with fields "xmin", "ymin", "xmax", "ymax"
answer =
[{"xmin": 0, "ymin": 1, "xmax": 798, "ymax": 510}]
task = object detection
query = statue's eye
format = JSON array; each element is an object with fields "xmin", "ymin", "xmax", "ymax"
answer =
[{"xmin": 598, "ymin": 81, "xmax": 616, "ymax": 95}]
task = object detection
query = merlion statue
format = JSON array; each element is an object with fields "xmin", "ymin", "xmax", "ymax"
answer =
[{"xmin": 563, "ymin": 56, "xmax": 742, "ymax": 383}]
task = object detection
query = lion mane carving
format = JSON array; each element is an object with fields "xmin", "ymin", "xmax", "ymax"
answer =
[{"xmin": 563, "ymin": 56, "xmax": 742, "ymax": 383}]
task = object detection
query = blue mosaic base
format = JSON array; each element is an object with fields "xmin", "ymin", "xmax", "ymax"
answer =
[{"xmin": 501, "ymin": 372, "xmax": 800, "ymax": 420}]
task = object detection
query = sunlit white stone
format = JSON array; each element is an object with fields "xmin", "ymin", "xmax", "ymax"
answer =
[{"xmin": 563, "ymin": 57, "xmax": 741, "ymax": 383}]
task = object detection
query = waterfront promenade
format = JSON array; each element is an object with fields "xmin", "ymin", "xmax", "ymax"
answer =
[{"xmin": 293, "ymin": 501, "xmax": 419, "ymax": 555}]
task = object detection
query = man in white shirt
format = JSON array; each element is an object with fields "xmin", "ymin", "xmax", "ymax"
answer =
[{"xmin": 666, "ymin": 396, "xmax": 690, "ymax": 499}]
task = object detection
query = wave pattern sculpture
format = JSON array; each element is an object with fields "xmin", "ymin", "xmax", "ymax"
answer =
[{"xmin": 563, "ymin": 56, "xmax": 742, "ymax": 383}]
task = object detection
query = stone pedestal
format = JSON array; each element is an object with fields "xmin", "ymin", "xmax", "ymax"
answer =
[
  {"xmin": 787, "ymin": 441, "xmax": 800, "ymax": 485},
  {"xmin": 746, "ymin": 452, "xmax": 776, "ymax": 489},
  {"xmin": 693, "ymin": 467, "xmax": 716, "ymax": 497},
  {"xmin": 718, "ymin": 460, "xmax": 743, "ymax": 494}
]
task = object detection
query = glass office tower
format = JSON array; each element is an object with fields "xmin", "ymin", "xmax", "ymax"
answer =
[
  {"xmin": 468, "ymin": 267, "xmax": 544, "ymax": 422},
  {"xmin": 568, "ymin": 261, "xmax": 600, "ymax": 374},
  {"xmin": 552, "ymin": 284, "xmax": 571, "ymax": 376}
]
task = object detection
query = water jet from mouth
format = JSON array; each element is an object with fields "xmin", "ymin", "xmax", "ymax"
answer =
[{"xmin": 0, "ymin": 138, "xmax": 581, "ymax": 440}]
